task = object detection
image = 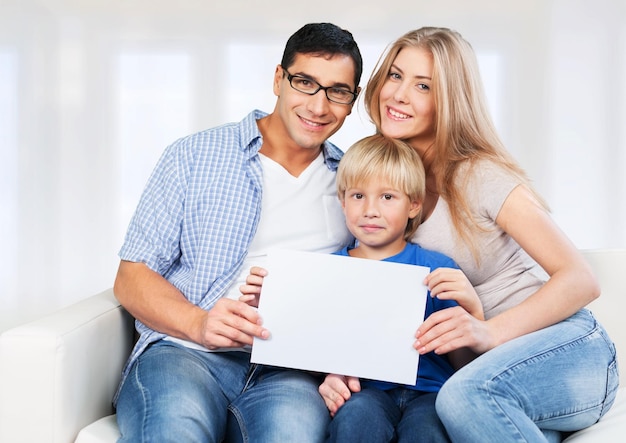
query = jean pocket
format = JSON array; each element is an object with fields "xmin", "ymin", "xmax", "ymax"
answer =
[{"xmin": 599, "ymin": 357, "xmax": 620, "ymax": 419}]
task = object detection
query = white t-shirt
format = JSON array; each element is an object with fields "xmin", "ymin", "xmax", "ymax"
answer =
[{"xmin": 167, "ymin": 151, "xmax": 352, "ymax": 351}]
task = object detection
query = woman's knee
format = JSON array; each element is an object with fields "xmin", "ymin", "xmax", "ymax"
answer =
[{"xmin": 435, "ymin": 372, "xmax": 479, "ymax": 422}]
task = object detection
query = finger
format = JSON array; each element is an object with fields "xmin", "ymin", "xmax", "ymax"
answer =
[
  {"xmin": 346, "ymin": 376, "xmax": 361, "ymax": 393},
  {"xmin": 204, "ymin": 321, "xmax": 267, "ymax": 350},
  {"xmin": 244, "ymin": 274, "xmax": 265, "ymax": 287},
  {"xmin": 424, "ymin": 267, "xmax": 453, "ymax": 285},
  {"xmin": 230, "ymin": 303, "xmax": 269, "ymax": 338},
  {"xmin": 318, "ymin": 383, "xmax": 346, "ymax": 414},
  {"xmin": 414, "ymin": 309, "xmax": 459, "ymax": 350},
  {"xmin": 415, "ymin": 307, "xmax": 476, "ymax": 353},
  {"xmin": 238, "ymin": 294, "xmax": 256, "ymax": 304},
  {"xmin": 323, "ymin": 395, "xmax": 343, "ymax": 415},
  {"xmin": 249, "ymin": 266, "xmax": 268, "ymax": 278},
  {"xmin": 416, "ymin": 307, "xmax": 450, "ymax": 336},
  {"xmin": 428, "ymin": 269, "xmax": 465, "ymax": 290},
  {"xmin": 203, "ymin": 300, "xmax": 270, "ymax": 347},
  {"xmin": 326, "ymin": 374, "xmax": 352, "ymax": 399},
  {"xmin": 239, "ymin": 280, "xmax": 262, "ymax": 308},
  {"xmin": 240, "ymin": 279, "xmax": 263, "ymax": 292}
]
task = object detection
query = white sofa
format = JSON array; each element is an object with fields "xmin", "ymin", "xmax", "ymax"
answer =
[{"xmin": 1, "ymin": 249, "xmax": 625, "ymax": 443}]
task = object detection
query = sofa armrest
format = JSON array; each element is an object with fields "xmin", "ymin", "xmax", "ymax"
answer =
[{"xmin": 0, "ymin": 289, "xmax": 134, "ymax": 443}]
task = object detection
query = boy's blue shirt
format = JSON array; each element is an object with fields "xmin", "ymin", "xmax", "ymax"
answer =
[{"xmin": 333, "ymin": 242, "xmax": 459, "ymax": 392}]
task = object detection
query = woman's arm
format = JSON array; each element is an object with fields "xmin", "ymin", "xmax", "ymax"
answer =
[
  {"xmin": 484, "ymin": 184, "xmax": 599, "ymax": 345},
  {"xmin": 415, "ymin": 185, "xmax": 599, "ymax": 356}
]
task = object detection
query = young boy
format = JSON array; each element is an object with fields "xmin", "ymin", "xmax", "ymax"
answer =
[
  {"xmin": 318, "ymin": 134, "xmax": 482, "ymax": 442},
  {"xmin": 241, "ymin": 134, "xmax": 483, "ymax": 442}
]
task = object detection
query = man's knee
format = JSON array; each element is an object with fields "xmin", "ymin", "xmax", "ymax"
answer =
[
  {"xmin": 232, "ymin": 369, "xmax": 329, "ymax": 443},
  {"xmin": 117, "ymin": 343, "xmax": 233, "ymax": 442}
]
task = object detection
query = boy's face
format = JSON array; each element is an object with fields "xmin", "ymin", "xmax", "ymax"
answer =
[
  {"xmin": 272, "ymin": 53, "xmax": 358, "ymax": 152},
  {"xmin": 341, "ymin": 178, "xmax": 421, "ymax": 259}
]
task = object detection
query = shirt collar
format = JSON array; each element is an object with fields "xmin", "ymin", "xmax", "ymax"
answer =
[{"xmin": 243, "ymin": 109, "xmax": 344, "ymax": 172}]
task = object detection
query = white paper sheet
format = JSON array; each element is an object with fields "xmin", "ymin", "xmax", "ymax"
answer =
[{"xmin": 250, "ymin": 249, "xmax": 430, "ymax": 385}]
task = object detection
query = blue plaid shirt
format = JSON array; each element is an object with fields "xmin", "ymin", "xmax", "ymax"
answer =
[{"xmin": 115, "ymin": 109, "xmax": 344, "ymax": 402}]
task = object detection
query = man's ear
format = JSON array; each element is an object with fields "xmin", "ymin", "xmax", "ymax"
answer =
[
  {"xmin": 346, "ymin": 86, "xmax": 362, "ymax": 116},
  {"xmin": 273, "ymin": 65, "xmax": 283, "ymax": 97}
]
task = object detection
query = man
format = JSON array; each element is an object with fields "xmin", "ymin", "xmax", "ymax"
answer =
[{"xmin": 113, "ymin": 22, "xmax": 363, "ymax": 442}]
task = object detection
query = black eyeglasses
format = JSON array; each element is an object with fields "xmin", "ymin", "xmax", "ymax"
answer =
[{"xmin": 282, "ymin": 67, "xmax": 357, "ymax": 105}]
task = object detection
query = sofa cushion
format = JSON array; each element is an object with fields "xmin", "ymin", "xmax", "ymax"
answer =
[
  {"xmin": 563, "ymin": 388, "xmax": 626, "ymax": 441},
  {"xmin": 73, "ymin": 391, "xmax": 626, "ymax": 443},
  {"xmin": 75, "ymin": 415, "xmax": 120, "ymax": 443}
]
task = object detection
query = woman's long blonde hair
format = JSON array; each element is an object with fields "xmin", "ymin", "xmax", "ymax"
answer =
[{"xmin": 365, "ymin": 27, "xmax": 547, "ymax": 254}]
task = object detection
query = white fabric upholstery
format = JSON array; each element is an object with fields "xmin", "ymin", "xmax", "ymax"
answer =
[
  {"xmin": 0, "ymin": 250, "xmax": 624, "ymax": 443},
  {"xmin": 75, "ymin": 415, "xmax": 120, "ymax": 443},
  {"xmin": 0, "ymin": 289, "xmax": 133, "ymax": 443},
  {"xmin": 561, "ymin": 249, "xmax": 626, "ymax": 442},
  {"xmin": 563, "ymin": 390, "xmax": 626, "ymax": 442}
]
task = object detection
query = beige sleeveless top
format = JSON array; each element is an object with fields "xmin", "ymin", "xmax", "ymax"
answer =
[{"xmin": 412, "ymin": 160, "xmax": 548, "ymax": 319}]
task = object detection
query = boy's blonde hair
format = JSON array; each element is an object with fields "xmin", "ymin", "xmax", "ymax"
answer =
[{"xmin": 336, "ymin": 134, "xmax": 425, "ymax": 240}]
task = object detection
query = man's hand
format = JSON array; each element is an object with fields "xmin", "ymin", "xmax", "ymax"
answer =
[{"xmin": 197, "ymin": 297, "xmax": 270, "ymax": 350}]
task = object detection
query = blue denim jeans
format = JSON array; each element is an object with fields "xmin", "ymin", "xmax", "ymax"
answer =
[
  {"xmin": 116, "ymin": 340, "xmax": 329, "ymax": 443},
  {"xmin": 327, "ymin": 388, "xmax": 449, "ymax": 443},
  {"xmin": 436, "ymin": 309, "xmax": 619, "ymax": 443}
]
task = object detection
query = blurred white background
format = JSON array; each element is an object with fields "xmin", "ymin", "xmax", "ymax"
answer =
[{"xmin": 1, "ymin": 0, "xmax": 625, "ymax": 331}]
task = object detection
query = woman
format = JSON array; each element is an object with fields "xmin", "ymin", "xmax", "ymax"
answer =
[{"xmin": 355, "ymin": 26, "xmax": 618, "ymax": 441}]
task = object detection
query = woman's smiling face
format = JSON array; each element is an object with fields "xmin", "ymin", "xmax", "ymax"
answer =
[{"xmin": 379, "ymin": 46, "xmax": 436, "ymax": 154}]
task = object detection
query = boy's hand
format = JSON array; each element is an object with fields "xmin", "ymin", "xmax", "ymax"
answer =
[
  {"xmin": 424, "ymin": 267, "xmax": 484, "ymax": 320},
  {"xmin": 318, "ymin": 374, "xmax": 361, "ymax": 416},
  {"xmin": 239, "ymin": 266, "xmax": 268, "ymax": 308}
]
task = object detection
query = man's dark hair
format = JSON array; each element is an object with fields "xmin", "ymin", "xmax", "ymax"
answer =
[{"xmin": 280, "ymin": 23, "xmax": 363, "ymax": 92}]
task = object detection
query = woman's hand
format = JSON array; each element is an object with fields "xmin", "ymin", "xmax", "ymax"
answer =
[
  {"xmin": 414, "ymin": 305, "xmax": 496, "ymax": 356},
  {"xmin": 239, "ymin": 266, "xmax": 268, "ymax": 308},
  {"xmin": 424, "ymin": 267, "xmax": 484, "ymax": 320},
  {"xmin": 318, "ymin": 374, "xmax": 361, "ymax": 416}
]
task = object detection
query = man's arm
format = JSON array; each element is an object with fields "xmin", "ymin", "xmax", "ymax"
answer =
[{"xmin": 114, "ymin": 260, "xmax": 269, "ymax": 350}]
